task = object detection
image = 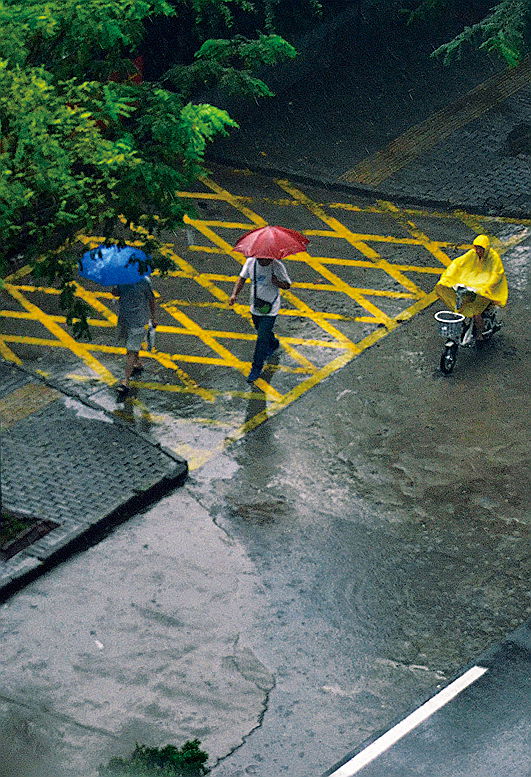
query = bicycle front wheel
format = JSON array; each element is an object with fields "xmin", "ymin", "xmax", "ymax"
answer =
[{"xmin": 440, "ymin": 343, "xmax": 458, "ymax": 374}]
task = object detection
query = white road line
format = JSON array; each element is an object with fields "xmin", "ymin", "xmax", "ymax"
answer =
[{"xmin": 328, "ymin": 665, "xmax": 488, "ymax": 777}]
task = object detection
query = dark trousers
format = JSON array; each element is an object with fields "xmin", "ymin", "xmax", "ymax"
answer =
[{"xmin": 251, "ymin": 314, "xmax": 278, "ymax": 369}]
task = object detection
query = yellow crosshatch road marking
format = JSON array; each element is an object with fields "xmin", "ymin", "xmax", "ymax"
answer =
[{"xmin": 1, "ymin": 171, "xmax": 528, "ymax": 470}]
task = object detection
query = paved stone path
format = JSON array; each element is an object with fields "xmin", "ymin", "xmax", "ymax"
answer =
[{"xmin": 0, "ymin": 361, "xmax": 187, "ymax": 594}]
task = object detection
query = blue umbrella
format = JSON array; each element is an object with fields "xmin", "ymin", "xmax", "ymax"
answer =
[{"xmin": 78, "ymin": 244, "xmax": 153, "ymax": 286}]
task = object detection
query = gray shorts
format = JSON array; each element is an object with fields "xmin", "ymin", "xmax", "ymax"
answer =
[{"xmin": 118, "ymin": 324, "xmax": 146, "ymax": 352}]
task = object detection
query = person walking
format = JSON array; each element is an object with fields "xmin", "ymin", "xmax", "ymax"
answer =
[
  {"xmin": 229, "ymin": 256, "xmax": 291, "ymax": 383},
  {"xmin": 114, "ymin": 276, "xmax": 157, "ymax": 400}
]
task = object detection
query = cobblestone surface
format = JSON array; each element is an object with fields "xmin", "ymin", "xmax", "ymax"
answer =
[
  {"xmin": 382, "ymin": 87, "xmax": 531, "ymax": 214},
  {"xmin": 208, "ymin": 5, "xmax": 530, "ymax": 216},
  {"xmin": 0, "ymin": 362, "xmax": 187, "ymax": 595}
]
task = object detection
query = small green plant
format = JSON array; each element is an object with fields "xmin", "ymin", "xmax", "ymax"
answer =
[
  {"xmin": 99, "ymin": 740, "xmax": 209, "ymax": 777},
  {"xmin": 0, "ymin": 511, "xmax": 36, "ymax": 546}
]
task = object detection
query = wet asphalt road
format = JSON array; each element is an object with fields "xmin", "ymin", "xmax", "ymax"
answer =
[
  {"xmin": 325, "ymin": 625, "xmax": 530, "ymax": 777},
  {"xmin": 194, "ymin": 249, "xmax": 530, "ymax": 777},
  {"xmin": 0, "ymin": 174, "xmax": 529, "ymax": 777}
]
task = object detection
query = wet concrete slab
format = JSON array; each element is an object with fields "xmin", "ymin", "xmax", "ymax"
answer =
[{"xmin": 0, "ymin": 489, "xmax": 273, "ymax": 776}]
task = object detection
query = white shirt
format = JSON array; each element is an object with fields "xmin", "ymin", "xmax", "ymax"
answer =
[{"xmin": 239, "ymin": 258, "xmax": 291, "ymax": 316}]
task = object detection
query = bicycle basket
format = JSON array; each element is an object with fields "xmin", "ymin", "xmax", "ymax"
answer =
[{"xmin": 434, "ymin": 310, "xmax": 465, "ymax": 339}]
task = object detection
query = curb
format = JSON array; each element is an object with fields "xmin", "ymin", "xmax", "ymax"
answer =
[
  {"xmin": 0, "ymin": 361, "xmax": 188, "ymax": 601},
  {"xmin": 206, "ymin": 154, "xmax": 531, "ymax": 221}
]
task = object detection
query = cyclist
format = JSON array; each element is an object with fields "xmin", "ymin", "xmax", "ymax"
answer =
[{"xmin": 435, "ymin": 235, "xmax": 508, "ymax": 340}]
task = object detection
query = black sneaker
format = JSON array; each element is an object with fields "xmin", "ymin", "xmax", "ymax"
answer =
[
  {"xmin": 116, "ymin": 384, "xmax": 130, "ymax": 401},
  {"xmin": 246, "ymin": 366, "xmax": 262, "ymax": 383}
]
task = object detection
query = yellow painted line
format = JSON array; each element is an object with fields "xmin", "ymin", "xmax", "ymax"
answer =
[
  {"xmin": 126, "ymin": 381, "xmax": 212, "ymax": 397},
  {"xmin": 454, "ymin": 209, "xmax": 486, "ymax": 234},
  {"xmin": 0, "ymin": 383, "xmax": 60, "ymax": 429},
  {"xmin": 282, "ymin": 301, "xmax": 377, "ymax": 325},
  {"xmin": 302, "ymin": 254, "xmax": 397, "ymax": 328},
  {"xmin": 4, "ymin": 264, "xmax": 33, "ymax": 282},
  {"xmin": 302, "ymin": 232, "xmax": 473, "ymax": 252},
  {"xmin": 303, "ymin": 231, "xmax": 438, "ymax": 246},
  {"xmin": 184, "ymin": 216, "xmax": 249, "ymax": 266},
  {"xmin": 163, "ymin": 302, "xmax": 250, "ymax": 377},
  {"xmin": 1, "ymin": 335, "xmax": 65, "ymax": 347},
  {"xmin": 226, "ymin": 348, "xmax": 365, "ymax": 444},
  {"xmin": 4, "ymin": 285, "xmax": 116, "ymax": 384},
  {"xmin": 72, "ymin": 281, "xmax": 117, "ymax": 323},
  {"xmin": 194, "ymin": 251, "xmax": 378, "ymax": 270},
  {"xmin": 184, "ymin": 274, "xmax": 414, "ymax": 299},
  {"xmin": 171, "ymin": 443, "xmax": 216, "ymax": 471},
  {"xmin": 0, "ymin": 310, "xmax": 116, "ymax": 328},
  {"xmin": 177, "ymin": 191, "xmax": 228, "ymax": 200},
  {"xmin": 290, "ymin": 255, "xmax": 378, "ymax": 268},
  {"xmin": 210, "ymin": 307, "xmax": 415, "ymax": 461},
  {"xmin": 192, "ymin": 220, "xmax": 262, "ymax": 229},
  {"xmin": 286, "ymin": 254, "xmax": 447, "ymax": 273},
  {"xmin": 0, "ymin": 333, "xmax": 222, "ymax": 399},
  {"xmin": 395, "ymin": 290, "xmax": 438, "ymax": 322},
  {"xmin": 279, "ymin": 341, "xmax": 319, "ymax": 374},
  {"xmin": 141, "ymin": 321, "xmax": 354, "ymax": 350},
  {"xmin": 188, "ymin": 245, "xmax": 227, "ymax": 254},
  {"xmin": 453, "ymin": 213, "xmax": 530, "ymax": 256},
  {"xmin": 339, "ymin": 55, "xmax": 531, "ymax": 184},
  {"xmin": 497, "ymin": 228, "xmax": 530, "ymax": 254},
  {"xmin": 280, "ymin": 287, "xmax": 358, "ymax": 346},
  {"xmin": 277, "ymin": 181, "xmax": 427, "ymax": 302},
  {"xmin": 10, "ymin": 284, "xmax": 61, "ymax": 294},
  {"xmin": 0, "ymin": 339, "xmax": 22, "ymax": 363},
  {"xmin": 377, "ymin": 201, "xmax": 452, "ymax": 267},
  {"xmin": 325, "ymin": 201, "xmax": 531, "ymax": 226},
  {"xmin": 160, "ymin": 241, "xmax": 234, "ymax": 305},
  {"xmin": 161, "ymin": 298, "xmax": 234, "ymax": 312},
  {"xmin": 132, "ymin": 382, "xmax": 269, "ymax": 400},
  {"xmin": 187, "ymin": 272, "xmax": 242, "ymax": 282},
  {"xmin": 178, "ymin": 189, "xmax": 301, "ymax": 209},
  {"xmin": 88, "ymin": 342, "xmax": 240, "ymax": 379},
  {"xmin": 0, "ymin": 334, "xmax": 308, "ymax": 366},
  {"xmin": 201, "ymin": 176, "xmax": 269, "ymax": 227},
  {"xmin": 391, "ymin": 264, "xmax": 446, "ymax": 274},
  {"xmin": 406, "ymin": 208, "xmax": 531, "ymax": 226},
  {"xmin": 293, "ymin": 283, "xmax": 415, "ymax": 298},
  {"xmin": 147, "ymin": 347, "xmax": 216, "ymax": 402}
]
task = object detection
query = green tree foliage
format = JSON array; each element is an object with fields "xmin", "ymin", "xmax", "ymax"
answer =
[
  {"xmin": 0, "ymin": 0, "xmax": 302, "ymax": 332},
  {"xmin": 164, "ymin": 33, "xmax": 297, "ymax": 97},
  {"xmin": 99, "ymin": 739, "xmax": 209, "ymax": 776},
  {"xmin": 407, "ymin": 0, "xmax": 531, "ymax": 65}
]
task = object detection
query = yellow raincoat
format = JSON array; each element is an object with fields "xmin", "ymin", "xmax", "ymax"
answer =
[{"xmin": 435, "ymin": 235, "xmax": 508, "ymax": 316}]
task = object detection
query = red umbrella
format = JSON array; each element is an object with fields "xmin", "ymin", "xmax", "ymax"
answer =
[{"xmin": 233, "ymin": 225, "xmax": 309, "ymax": 260}]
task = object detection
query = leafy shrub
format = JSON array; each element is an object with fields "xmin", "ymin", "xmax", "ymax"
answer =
[{"xmin": 99, "ymin": 740, "xmax": 209, "ymax": 777}]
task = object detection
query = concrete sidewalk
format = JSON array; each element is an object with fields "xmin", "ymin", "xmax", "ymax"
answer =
[
  {"xmin": 208, "ymin": 2, "xmax": 531, "ymax": 217},
  {"xmin": 0, "ymin": 361, "xmax": 187, "ymax": 597}
]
